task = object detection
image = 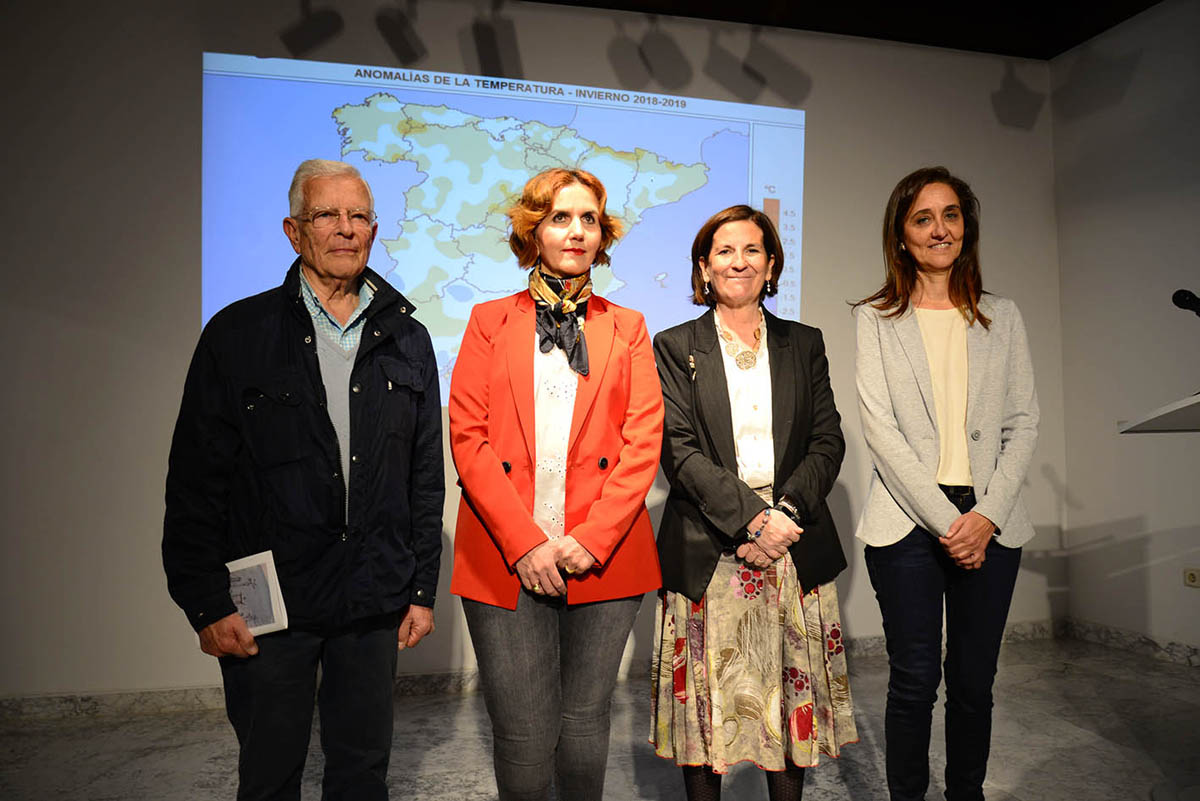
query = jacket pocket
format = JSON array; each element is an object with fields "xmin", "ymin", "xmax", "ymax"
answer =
[
  {"xmin": 240, "ymin": 370, "xmax": 307, "ymax": 467},
  {"xmin": 378, "ymin": 355, "xmax": 426, "ymax": 437}
]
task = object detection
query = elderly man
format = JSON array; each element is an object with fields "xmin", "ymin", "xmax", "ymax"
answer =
[{"xmin": 163, "ymin": 159, "xmax": 443, "ymax": 800}]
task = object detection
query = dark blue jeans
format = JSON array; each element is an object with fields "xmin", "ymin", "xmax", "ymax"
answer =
[
  {"xmin": 219, "ymin": 613, "xmax": 400, "ymax": 801},
  {"xmin": 864, "ymin": 487, "xmax": 1021, "ymax": 801},
  {"xmin": 463, "ymin": 591, "xmax": 642, "ymax": 801}
]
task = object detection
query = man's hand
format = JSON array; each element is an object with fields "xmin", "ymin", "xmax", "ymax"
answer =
[
  {"xmin": 398, "ymin": 605, "xmax": 435, "ymax": 650},
  {"xmin": 198, "ymin": 612, "xmax": 258, "ymax": 658},
  {"xmin": 943, "ymin": 510, "xmax": 996, "ymax": 569}
]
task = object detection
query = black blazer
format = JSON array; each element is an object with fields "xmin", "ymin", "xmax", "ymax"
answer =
[{"xmin": 653, "ymin": 308, "xmax": 847, "ymax": 601}]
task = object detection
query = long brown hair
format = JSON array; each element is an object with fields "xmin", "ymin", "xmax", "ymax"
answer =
[{"xmin": 855, "ymin": 166, "xmax": 990, "ymax": 328}]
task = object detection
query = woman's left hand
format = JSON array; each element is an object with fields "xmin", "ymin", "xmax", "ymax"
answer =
[
  {"xmin": 942, "ymin": 510, "xmax": 996, "ymax": 569},
  {"xmin": 735, "ymin": 540, "xmax": 774, "ymax": 569},
  {"xmin": 515, "ymin": 541, "xmax": 568, "ymax": 596},
  {"xmin": 555, "ymin": 535, "xmax": 597, "ymax": 575}
]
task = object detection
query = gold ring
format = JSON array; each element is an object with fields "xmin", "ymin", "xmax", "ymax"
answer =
[
  {"xmin": 532, "ymin": 582, "xmax": 543, "ymax": 593},
  {"xmin": 564, "ymin": 566, "xmax": 576, "ymax": 575}
]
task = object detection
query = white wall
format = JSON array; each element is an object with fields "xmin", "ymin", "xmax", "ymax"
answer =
[
  {"xmin": 1050, "ymin": 0, "xmax": 1200, "ymax": 649},
  {"xmin": 0, "ymin": 0, "xmax": 1068, "ymax": 697}
]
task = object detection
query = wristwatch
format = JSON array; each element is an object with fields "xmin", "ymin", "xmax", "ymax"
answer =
[{"xmin": 774, "ymin": 493, "xmax": 804, "ymax": 525}]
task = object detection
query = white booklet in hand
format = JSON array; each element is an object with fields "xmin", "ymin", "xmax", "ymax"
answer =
[{"xmin": 226, "ymin": 550, "xmax": 288, "ymax": 635}]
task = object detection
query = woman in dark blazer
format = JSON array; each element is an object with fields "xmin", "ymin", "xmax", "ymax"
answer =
[{"xmin": 650, "ymin": 205, "xmax": 857, "ymax": 801}]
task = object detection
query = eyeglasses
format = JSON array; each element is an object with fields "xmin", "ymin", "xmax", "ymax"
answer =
[{"xmin": 296, "ymin": 207, "xmax": 377, "ymax": 230}]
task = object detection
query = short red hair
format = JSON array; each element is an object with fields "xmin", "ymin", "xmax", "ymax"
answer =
[{"xmin": 507, "ymin": 168, "xmax": 623, "ymax": 268}]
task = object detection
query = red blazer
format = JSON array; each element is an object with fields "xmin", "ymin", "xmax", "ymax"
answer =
[{"xmin": 449, "ymin": 291, "xmax": 664, "ymax": 609}]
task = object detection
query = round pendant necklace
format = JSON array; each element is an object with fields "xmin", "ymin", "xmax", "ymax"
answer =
[{"xmin": 716, "ymin": 310, "xmax": 763, "ymax": 370}]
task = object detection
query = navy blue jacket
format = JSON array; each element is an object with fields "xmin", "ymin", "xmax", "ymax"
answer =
[{"xmin": 163, "ymin": 260, "xmax": 444, "ymax": 633}]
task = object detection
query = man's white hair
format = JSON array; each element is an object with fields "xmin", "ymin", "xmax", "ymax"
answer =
[{"xmin": 288, "ymin": 159, "xmax": 374, "ymax": 217}]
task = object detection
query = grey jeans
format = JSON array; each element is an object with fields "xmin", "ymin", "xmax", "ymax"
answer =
[{"xmin": 462, "ymin": 591, "xmax": 643, "ymax": 801}]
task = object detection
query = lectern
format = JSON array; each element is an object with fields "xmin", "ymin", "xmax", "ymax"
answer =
[
  {"xmin": 1117, "ymin": 394, "xmax": 1200, "ymax": 433},
  {"xmin": 1121, "ymin": 394, "xmax": 1200, "ymax": 801}
]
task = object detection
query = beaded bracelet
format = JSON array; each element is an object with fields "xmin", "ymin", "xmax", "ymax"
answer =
[{"xmin": 748, "ymin": 508, "xmax": 771, "ymax": 541}]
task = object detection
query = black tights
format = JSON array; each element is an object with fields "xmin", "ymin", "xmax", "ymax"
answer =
[
  {"xmin": 765, "ymin": 764, "xmax": 806, "ymax": 800},
  {"xmin": 681, "ymin": 764, "xmax": 806, "ymax": 801},
  {"xmin": 681, "ymin": 766, "xmax": 722, "ymax": 801}
]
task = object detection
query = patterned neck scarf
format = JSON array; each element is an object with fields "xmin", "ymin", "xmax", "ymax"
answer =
[{"xmin": 528, "ymin": 269, "xmax": 592, "ymax": 375}]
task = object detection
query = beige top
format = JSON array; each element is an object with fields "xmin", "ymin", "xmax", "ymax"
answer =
[{"xmin": 915, "ymin": 307, "xmax": 972, "ymax": 486}]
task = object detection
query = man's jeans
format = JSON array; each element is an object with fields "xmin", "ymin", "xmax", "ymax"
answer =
[
  {"xmin": 463, "ymin": 592, "xmax": 642, "ymax": 801},
  {"xmin": 864, "ymin": 487, "xmax": 1021, "ymax": 801},
  {"xmin": 219, "ymin": 613, "xmax": 400, "ymax": 801}
]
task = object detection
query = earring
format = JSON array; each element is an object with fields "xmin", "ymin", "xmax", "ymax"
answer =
[
  {"xmin": 765, "ymin": 279, "xmax": 774, "ymax": 294},
  {"xmin": 899, "ymin": 242, "xmax": 906, "ymax": 251},
  {"xmin": 703, "ymin": 281, "xmax": 711, "ymax": 296}
]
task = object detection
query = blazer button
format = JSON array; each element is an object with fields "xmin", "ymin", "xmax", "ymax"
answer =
[
  {"xmin": 971, "ymin": 430, "xmax": 982, "ymax": 441},
  {"xmin": 598, "ymin": 457, "xmax": 609, "ymax": 470},
  {"xmin": 502, "ymin": 461, "xmax": 511, "ymax": 474}
]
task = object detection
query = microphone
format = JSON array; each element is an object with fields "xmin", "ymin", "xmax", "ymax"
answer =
[{"xmin": 1173, "ymin": 289, "xmax": 1200, "ymax": 317}]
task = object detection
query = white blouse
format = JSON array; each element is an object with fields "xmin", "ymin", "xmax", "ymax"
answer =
[
  {"xmin": 532, "ymin": 333, "xmax": 578, "ymax": 540},
  {"xmin": 716, "ymin": 312, "xmax": 775, "ymax": 489}
]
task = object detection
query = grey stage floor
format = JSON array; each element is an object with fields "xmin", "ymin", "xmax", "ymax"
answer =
[{"xmin": 2, "ymin": 638, "xmax": 1198, "ymax": 800}]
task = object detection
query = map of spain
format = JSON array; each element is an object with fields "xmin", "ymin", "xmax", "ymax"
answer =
[{"xmin": 332, "ymin": 93, "xmax": 710, "ymax": 381}]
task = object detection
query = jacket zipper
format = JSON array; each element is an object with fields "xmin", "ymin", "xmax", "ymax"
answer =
[{"xmin": 336, "ymin": 443, "xmax": 349, "ymax": 528}]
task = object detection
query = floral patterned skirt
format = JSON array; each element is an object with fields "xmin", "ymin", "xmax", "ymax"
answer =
[{"xmin": 649, "ymin": 549, "xmax": 857, "ymax": 772}]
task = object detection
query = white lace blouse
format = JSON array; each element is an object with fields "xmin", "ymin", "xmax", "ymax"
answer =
[{"xmin": 531, "ymin": 333, "xmax": 578, "ymax": 540}]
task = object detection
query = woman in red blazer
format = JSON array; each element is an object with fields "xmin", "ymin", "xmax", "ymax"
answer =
[{"xmin": 448, "ymin": 168, "xmax": 663, "ymax": 801}]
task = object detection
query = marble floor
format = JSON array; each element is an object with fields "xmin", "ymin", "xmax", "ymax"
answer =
[{"xmin": 2, "ymin": 638, "xmax": 1198, "ymax": 800}]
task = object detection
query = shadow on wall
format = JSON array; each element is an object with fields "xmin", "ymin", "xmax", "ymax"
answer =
[
  {"xmin": 1015, "ymin": 463, "xmax": 1079, "ymax": 624},
  {"xmin": 1061, "ymin": 519, "xmax": 1200, "ymax": 659},
  {"xmin": 1019, "ymin": 525, "xmax": 1071, "ymax": 623},
  {"xmin": 1060, "ymin": 514, "xmax": 1153, "ymax": 635},
  {"xmin": 457, "ymin": 6, "xmax": 524, "ymax": 79},
  {"xmin": 1040, "ymin": 463, "xmax": 1083, "ymax": 513},
  {"xmin": 1056, "ymin": 88, "xmax": 1198, "ymax": 206},
  {"xmin": 1052, "ymin": 43, "xmax": 1142, "ymax": 123},
  {"xmin": 1047, "ymin": 39, "xmax": 1200, "ymax": 212},
  {"xmin": 990, "ymin": 61, "xmax": 1046, "ymax": 131}
]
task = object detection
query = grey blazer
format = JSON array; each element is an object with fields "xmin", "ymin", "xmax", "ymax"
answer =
[{"xmin": 853, "ymin": 294, "xmax": 1039, "ymax": 548}]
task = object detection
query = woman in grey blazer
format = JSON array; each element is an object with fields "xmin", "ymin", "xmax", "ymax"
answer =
[
  {"xmin": 650, "ymin": 205, "xmax": 857, "ymax": 801},
  {"xmin": 854, "ymin": 167, "xmax": 1039, "ymax": 801}
]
